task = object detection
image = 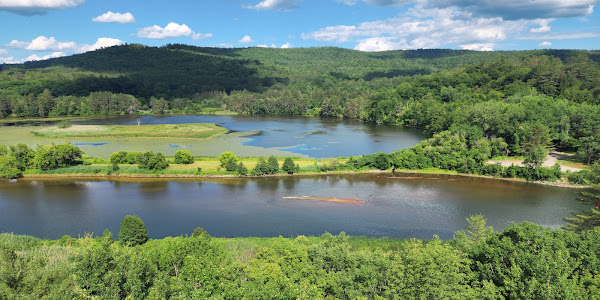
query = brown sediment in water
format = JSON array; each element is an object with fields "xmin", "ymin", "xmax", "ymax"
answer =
[{"xmin": 282, "ymin": 196, "xmax": 363, "ymax": 203}]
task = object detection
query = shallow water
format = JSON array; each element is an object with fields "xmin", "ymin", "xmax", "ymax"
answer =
[
  {"xmin": 0, "ymin": 174, "xmax": 589, "ymax": 240},
  {"xmin": 79, "ymin": 115, "xmax": 427, "ymax": 158},
  {"xmin": 0, "ymin": 115, "xmax": 426, "ymax": 158}
]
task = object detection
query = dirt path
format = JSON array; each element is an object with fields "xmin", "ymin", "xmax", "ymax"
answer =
[{"xmin": 487, "ymin": 151, "xmax": 582, "ymax": 172}]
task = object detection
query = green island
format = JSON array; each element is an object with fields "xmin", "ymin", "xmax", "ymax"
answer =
[
  {"xmin": 30, "ymin": 123, "xmax": 228, "ymax": 139},
  {"xmin": 1, "ymin": 45, "xmax": 600, "ymax": 298}
]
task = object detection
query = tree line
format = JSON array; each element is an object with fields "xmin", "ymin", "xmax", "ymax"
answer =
[{"xmin": 2, "ymin": 214, "xmax": 600, "ymax": 299}]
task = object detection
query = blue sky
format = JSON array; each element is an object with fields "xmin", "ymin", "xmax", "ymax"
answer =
[{"xmin": 1, "ymin": 0, "xmax": 599, "ymax": 63}]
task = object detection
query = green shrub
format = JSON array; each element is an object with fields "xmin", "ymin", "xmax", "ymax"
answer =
[
  {"xmin": 33, "ymin": 143, "xmax": 83, "ymax": 171},
  {"xmin": 218, "ymin": 151, "xmax": 239, "ymax": 171},
  {"xmin": 118, "ymin": 215, "xmax": 148, "ymax": 246},
  {"xmin": 9, "ymin": 144, "xmax": 34, "ymax": 170},
  {"xmin": 191, "ymin": 227, "xmax": 210, "ymax": 239},
  {"xmin": 110, "ymin": 151, "xmax": 129, "ymax": 164},
  {"xmin": 174, "ymin": 150, "xmax": 194, "ymax": 164},
  {"xmin": 138, "ymin": 152, "xmax": 169, "ymax": 171},
  {"xmin": 0, "ymin": 156, "xmax": 22, "ymax": 179},
  {"xmin": 0, "ymin": 145, "xmax": 7, "ymax": 156},
  {"xmin": 56, "ymin": 120, "xmax": 72, "ymax": 128}
]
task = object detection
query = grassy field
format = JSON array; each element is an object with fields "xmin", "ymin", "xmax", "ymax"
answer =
[{"xmin": 30, "ymin": 123, "xmax": 228, "ymax": 139}]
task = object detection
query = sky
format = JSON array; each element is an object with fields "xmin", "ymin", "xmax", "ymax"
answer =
[{"xmin": 0, "ymin": 0, "xmax": 599, "ymax": 64}]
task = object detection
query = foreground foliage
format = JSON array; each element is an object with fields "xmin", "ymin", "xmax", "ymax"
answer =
[{"xmin": 1, "ymin": 220, "xmax": 600, "ymax": 299}]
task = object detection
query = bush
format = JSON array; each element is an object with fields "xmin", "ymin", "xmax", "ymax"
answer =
[
  {"xmin": 9, "ymin": 144, "xmax": 34, "ymax": 170},
  {"xmin": 57, "ymin": 120, "xmax": 72, "ymax": 128},
  {"xmin": 0, "ymin": 156, "xmax": 22, "ymax": 179},
  {"xmin": 319, "ymin": 158, "xmax": 339, "ymax": 171},
  {"xmin": 138, "ymin": 152, "xmax": 169, "ymax": 171},
  {"xmin": 191, "ymin": 227, "xmax": 210, "ymax": 239},
  {"xmin": 127, "ymin": 152, "xmax": 144, "ymax": 164},
  {"xmin": 110, "ymin": 151, "xmax": 129, "ymax": 164},
  {"xmin": 33, "ymin": 143, "xmax": 83, "ymax": 171},
  {"xmin": 0, "ymin": 145, "xmax": 7, "ymax": 156},
  {"xmin": 218, "ymin": 151, "xmax": 239, "ymax": 171},
  {"xmin": 118, "ymin": 215, "xmax": 148, "ymax": 246},
  {"xmin": 174, "ymin": 150, "xmax": 194, "ymax": 164}
]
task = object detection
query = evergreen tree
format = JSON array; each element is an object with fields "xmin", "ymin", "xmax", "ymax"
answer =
[{"xmin": 282, "ymin": 157, "xmax": 296, "ymax": 174}]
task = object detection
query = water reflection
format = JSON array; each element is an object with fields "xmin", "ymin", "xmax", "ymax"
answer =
[{"xmin": 0, "ymin": 174, "xmax": 588, "ymax": 240}]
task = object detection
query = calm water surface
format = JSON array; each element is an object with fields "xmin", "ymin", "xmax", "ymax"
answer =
[
  {"xmin": 0, "ymin": 174, "xmax": 588, "ymax": 240},
  {"xmin": 78, "ymin": 115, "xmax": 427, "ymax": 158}
]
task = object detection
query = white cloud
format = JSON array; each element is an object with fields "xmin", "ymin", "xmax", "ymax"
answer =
[
  {"xmin": 459, "ymin": 43, "xmax": 495, "ymax": 51},
  {"xmin": 238, "ymin": 35, "xmax": 253, "ymax": 43},
  {"xmin": 244, "ymin": 0, "xmax": 300, "ymax": 11},
  {"xmin": 337, "ymin": 0, "xmax": 598, "ymax": 20},
  {"xmin": 530, "ymin": 19, "xmax": 553, "ymax": 33},
  {"xmin": 0, "ymin": 0, "xmax": 84, "ymax": 15},
  {"xmin": 338, "ymin": 0, "xmax": 411, "ymax": 6},
  {"xmin": 25, "ymin": 36, "xmax": 77, "ymax": 51},
  {"xmin": 6, "ymin": 36, "xmax": 124, "ymax": 55},
  {"xmin": 217, "ymin": 43, "xmax": 234, "ymax": 48},
  {"xmin": 24, "ymin": 51, "xmax": 65, "ymax": 61},
  {"xmin": 0, "ymin": 49, "xmax": 7, "ymax": 55},
  {"xmin": 79, "ymin": 37, "xmax": 125, "ymax": 52},
  {"xmin": 136, "ymin": 22, "xmax": 212, "ymax": 40},
  {"xmin": 7, "ymin": 40, "xmax": 29, "ymax": 48},
  {"xmin": 304, "ymin": 6, "xmax": 528, "ymax": 50},
  {"xmin": 1, "ymin": 51, "xmax": 65, "ymax": 64},
  {"xmin": 538, "ymin": 41, "xmax": 552, "ymax": 46},
  {"xmin": 519, "ymin": 32, "xmax": 600, "ymax": 40},
  {"xmin": 355, "ymin": 37, "xmax": 401, "ymax": 51},
  {"xmin": 92, "ymin": 11, "xmax": 135, "ymax": 23},
  {"xmin": 280, "ymin": 42, "xmax": 292, "ymax": 48}
]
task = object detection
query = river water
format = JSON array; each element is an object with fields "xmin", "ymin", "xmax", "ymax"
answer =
[{"xmin": 0, "ymin": 174, "xmax": 588, "ymax": 240}]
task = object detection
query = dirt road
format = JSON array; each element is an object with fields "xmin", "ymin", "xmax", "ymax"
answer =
[{"xmin": 488, "ymin": 151, "xmax": 582, "ymax": 172}]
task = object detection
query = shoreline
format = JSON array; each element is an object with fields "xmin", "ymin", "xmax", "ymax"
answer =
[{"xmin": 18, "ymin": 169, "xmax": 591, "ymax": 189}]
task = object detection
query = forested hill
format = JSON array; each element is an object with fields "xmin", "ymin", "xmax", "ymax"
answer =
[{"xmin": 1, "ymin": 44, "xmax": 598, "ymax": 101}]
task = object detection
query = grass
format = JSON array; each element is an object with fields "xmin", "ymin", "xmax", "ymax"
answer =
[{"xmin": 30, "ymin": 123, "xmax": 228, "ymax": 139}]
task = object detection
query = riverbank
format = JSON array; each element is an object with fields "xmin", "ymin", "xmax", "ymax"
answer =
[{"xmin": 18, "ymin": 167, "xmax": 591, "ymax": 189}]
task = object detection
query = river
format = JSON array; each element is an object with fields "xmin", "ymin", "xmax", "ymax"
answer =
[{"xmin": 0, "ymin": 174, "xmax": 588, "ymax": 240}]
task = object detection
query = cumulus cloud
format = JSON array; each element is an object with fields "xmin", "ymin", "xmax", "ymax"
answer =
[
  {"xmin": 280, "ymin": 42, "xmax": 292, "ymax": 48},
  {"xmin": 25, "ymin": 36, "xmax": 77, "ymax": 51},
  {"xmin": 136, "ymin": 22, "xmax": 212, "ymax": 40},
  {"xmin": 304, "ymin": 6, "xmax": 528, "ymax": 51},
  {"xmin": 238, "ymin": 35, "xmax": 253, "ymax": 43},
  {"xmin": 0, "ymin": 0, "xmax": 84, "ymax": 15},
  {"xmin": 92, "ymin": 11, "xmax": 135, "ymax": 23},
  {"xmin": 530, "ymin": 19, "xmax": 553, "ymax": 32},
  {"xmin": 1, "ymin": 52, "xmax": 65, "ymax": 64},
  {"xmin": 539, "ymin": 41, "xmax": 552, "ymax": 47},
  {"xmin": 7, "ymin": 40, "xmax": 29, "ymax": 48},
  {"xmin": 459, "ymin": 43, "xmax": 495, "ymax": 51},
  {"xmin": 6, "ymin": 36, "xmax": 125, "ymax": 53},
  {"xmin": 244, "ymin": 0, "xmax": 300, "ymax": 11},
  {"xmin": 79, "ymin": 37, "xmax": 125, "ymax": 52}
]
